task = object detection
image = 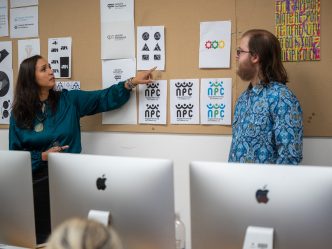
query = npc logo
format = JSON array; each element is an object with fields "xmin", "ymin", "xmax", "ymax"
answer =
[
  {"xmin": 175, "ymin": 81, "xmax": 193, "ymax": 98},
  {"xmin": 175, "ymin": 103, "xmax": 194, "ymax": 119},
  {"xmin": 145, "ymin": 83, "xmax": 160, "ymax": 100},
  {"xmin": 208, "ymin": 81, "xmax": 224, "ymax": 98},
  {"xmin": 145, "ymin": 104, "xmax": 160, "ymax": 119},
  {"xmin": 207, "ymin": 103, "xmax": 226, "ymax": 119}
]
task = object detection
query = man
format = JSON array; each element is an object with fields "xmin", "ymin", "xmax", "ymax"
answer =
[{"xmin": 228, "ymin": 29, "xmax": 303, "ymax": 164}]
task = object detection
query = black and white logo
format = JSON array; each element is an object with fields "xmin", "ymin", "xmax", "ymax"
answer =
[
  {"xmin": 142, "ymin": 32, "xmax": 149, "ymax": 41},
  {"xmin": 96, "ymin": 174, "xmax": 107, "ymax": 190},
  {"xmin": 154, "ymin": 32, "xmax": 161, "ymax": 40}
]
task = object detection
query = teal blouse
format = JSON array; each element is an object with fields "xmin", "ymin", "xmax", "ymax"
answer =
[{"xmin": 9, "ymin": 81, "xmax": 131, "ymax": 172}]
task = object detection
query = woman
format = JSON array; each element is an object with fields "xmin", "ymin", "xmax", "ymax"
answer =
[
  {"xmin": 46, "ymin": 218, "xmax": 123, "ymax": 249},
  {"xmin": 9, "ymin": 55, "xmax": 155, "ymax": 243}
]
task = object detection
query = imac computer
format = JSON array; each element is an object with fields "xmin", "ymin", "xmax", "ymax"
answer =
[
  {"xmin": 0, "ymin": 150, "xmax": 37, "ymax": 248},
  {"xmin": 48, "ymin": 153, "xmax": 176, "ymax": 249},
  {"xmin": 190, "ymin": 161, "xmax": 332, "ymax": 249}
]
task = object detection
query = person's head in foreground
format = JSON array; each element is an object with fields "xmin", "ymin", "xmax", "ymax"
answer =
[{"xmin": 46, "ymin": 218, "xmax": 123, "ymax": 249}]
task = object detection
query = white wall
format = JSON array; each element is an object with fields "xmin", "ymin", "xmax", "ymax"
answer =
[{"xmin": 1, "ymin": 129, "xmax": 332, "ymax": 248}]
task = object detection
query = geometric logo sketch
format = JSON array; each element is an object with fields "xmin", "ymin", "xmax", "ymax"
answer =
[
  {"xmin": 142, "ymin": 32, "xmax": 149, "ymax": 41},
  {"xmin": 142, "ymin": 54, "xmax": 149, "ymax": 61},
  {"xmin": 142, "ymin": 43, "xmax": 150, "ymax": 51},
  {"xmin": 60, "ymin": 57, "xmax": 69, "ymax": 78},
  {"xmin": 154, "ymin": 54, "xmax": 161, "ymax": 60},
  {"xmin": 0, "ymin": 49, "xmax": 9, "ymax": 63},
  {"xmin": 154, "ymin": 32, "xmax": 161, "ymax": 40},
  {"xmin": 0, "ymin": 71, "xmax": 10, "ymax": 97},
  {"xmin": 1, "ymin": 99, "xmax": 11, "ymax": 119},
  {"xmin": 154, "ymin": 43, "xmax": 161, "ymax": 51}
]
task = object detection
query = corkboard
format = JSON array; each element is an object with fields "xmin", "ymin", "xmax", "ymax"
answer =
[{"xmin": 1, "ymin": 0, "xmax": 331, "ymax": 136}]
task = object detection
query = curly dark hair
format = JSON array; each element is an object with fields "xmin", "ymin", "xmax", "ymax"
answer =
[
  {"xmin": 12, "ymin": 55, "xmax": 60, "ymax": 129},
  {"xmin": 242, "ymin": 29, "xmax": 288, "ymax": 85}
]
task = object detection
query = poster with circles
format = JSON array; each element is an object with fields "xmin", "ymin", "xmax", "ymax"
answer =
[
  {"xmin": 137, "ymin": 26, "xmax": 165, "ymax": 70},
  {"xmin": 0, "ymin": 67, "xmax": 13, "ymax": 124}
]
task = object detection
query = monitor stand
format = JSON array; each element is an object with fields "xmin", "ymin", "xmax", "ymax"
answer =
[
  {"xmin": 87, "ymin": 209, "xmax": 111, "ymax": 226},
  {"xmin": 242, "ymin": 226, "xmax": 274, "ymax": 249}
]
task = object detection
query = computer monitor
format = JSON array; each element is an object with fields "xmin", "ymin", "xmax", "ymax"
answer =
[
  {"xmin": 0, "ymin": 150, "xmax": 37, "ymax": 248},
  {"xmin": 190, "ymin": 161, "xmax": 332, "ymax": 249},
  {"xmin": 48, "ymin": 153, "xmax": 176, "ymax": 249}
]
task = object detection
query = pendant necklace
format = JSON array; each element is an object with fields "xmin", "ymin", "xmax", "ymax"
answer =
[{"xmin": 34, "ymin": 102, "xmax": 47, "ymax": 132}]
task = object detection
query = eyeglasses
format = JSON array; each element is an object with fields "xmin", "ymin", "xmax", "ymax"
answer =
[{"xmin": 236, "ymin": 48, "xmax": 252, "ymax": 56}]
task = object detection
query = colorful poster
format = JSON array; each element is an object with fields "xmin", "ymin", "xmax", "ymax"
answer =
[
  {"xmin": 170, "ymin": 79, "xmax": 199, "ymax": 124},
  {"xmin": 199, "ymin": 21, "xmax": 231, "ymax": 68},
  {"xmin": 275, "ymin": 0, "xmax": 320, "ymax": 61},
  {"xmin": 200, "ymin": 78, "xmax": 232, "ymax": 125}
]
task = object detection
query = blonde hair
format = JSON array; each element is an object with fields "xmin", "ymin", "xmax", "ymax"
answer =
[{"xmin": 46, "ymin": 218, "xmax": 123, "ymax": 249}]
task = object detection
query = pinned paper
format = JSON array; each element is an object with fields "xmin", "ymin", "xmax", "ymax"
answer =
[
  {"xmin": 137, "ymin": 26, "xmax": 165, "ymax": 70},
  {"xmin": 199, "ymin": 21, "xmax": 231, "ymax": 68},
  {"xmin": 102, "ymin": 58, "xmax": 137, "ymax": 124},
  {"xmin": 138, "ymin": 80, "xmax": 167, "ymax": 124},
  {"xmin": 18, "ymin": 38, "xmax": 40, "ymax": 67},
  {"xmin": 200, "ymin": 78, "xmax": 232, "ymax": 125},
  {"xmin": 170, "ymin": 79, "xmax": 200, "ymax": 124},
  {"xmin": 48, "ymin": 37, "xmax": 72, "ymax": 78},
  {"xmin": 10, "ymin": 6, "xmax": 38, "ymax": 38},
  {"xmin": 0, "ymin": 0, "xmax": 8, "ymax": 37}
]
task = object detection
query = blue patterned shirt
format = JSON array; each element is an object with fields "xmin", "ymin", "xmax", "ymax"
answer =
[{"xmin": 228, "ymin": 81, "xmax": 303, "ymax": 165}]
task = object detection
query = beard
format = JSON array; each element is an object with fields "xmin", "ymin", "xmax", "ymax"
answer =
[{"xmin": 236, "ymin": 59, "xmax": 257, "ymax": 82}]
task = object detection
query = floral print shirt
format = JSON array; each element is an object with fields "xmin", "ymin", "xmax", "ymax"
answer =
[{"xmin": 228, "ymin": 81, "xmax": 303, "ymax": 165}]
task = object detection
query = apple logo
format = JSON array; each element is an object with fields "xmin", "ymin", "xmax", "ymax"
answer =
[
  {"xmin": 96, "ymin": 174, "xmax": 107, "ymax": 190},
  {"xmin": 255, "ymin": 185, "xmax": 269, "ymax": 204}
]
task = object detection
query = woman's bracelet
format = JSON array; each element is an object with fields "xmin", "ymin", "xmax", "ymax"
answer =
[{"xmin": 126, "ymin": 77, "xmax": 137, "ymax": 89}]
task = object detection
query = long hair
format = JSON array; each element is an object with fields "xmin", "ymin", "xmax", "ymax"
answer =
[
  {"xmin": 12, "ymin": 55, "xmax": 60, "ymax": 129},
  {"xmin": 243, "ymin": 29, "xmax": 288, "ymax": 85}
]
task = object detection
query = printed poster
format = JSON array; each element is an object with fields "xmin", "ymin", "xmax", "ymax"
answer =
[
  {"xmin": 0, "ymin": 67, "xmax": 13, "ymax": 124},
  {"xmin": 10, "ymin": 0, "xmax": 38, "ymax": 8},
  {"xmin": 102, "ymin": 58, "xmax": 137, "ymax": 124},
  {"xmin": 100, "ymin": 0, "xmax": 135, "ymax": 59},
  {"xmin": 0, "ymin": 0, "xmax": 8, "ymax": 37},
  {"xmin": 199, "ymin": 21, "xmax": 231, "ymax": 68},
  {"xmin": 10, "ymin": 6, "xmax": 38, "ymax": 38},
  {"xmin": 275, "ymin": 0, "xmax": 320, "ymax": 61},
  {"xmin": 137, "ymin": 26, "xmax": 165, "ymax": 70},
  {"xmin": 200, "ymin": 78, "xmax": 232, "ymax": 125},
  {"xmin": 48, "ymin": 37, "xmax": 72, "ymax": 78},
  {"xmin": 18, "ymin": 38, "xmax": 40, "ymax": 67},
  {"xmin": 170, "ymin": 79, "xmax": 199, "ymax": 124},
  {"xmin": 138, "ymin": 80, "xmax": 167, "ymax": 124},
  {"xmin": 0, "ymin": 41, "xmax": 12, "ymax": 69}
]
